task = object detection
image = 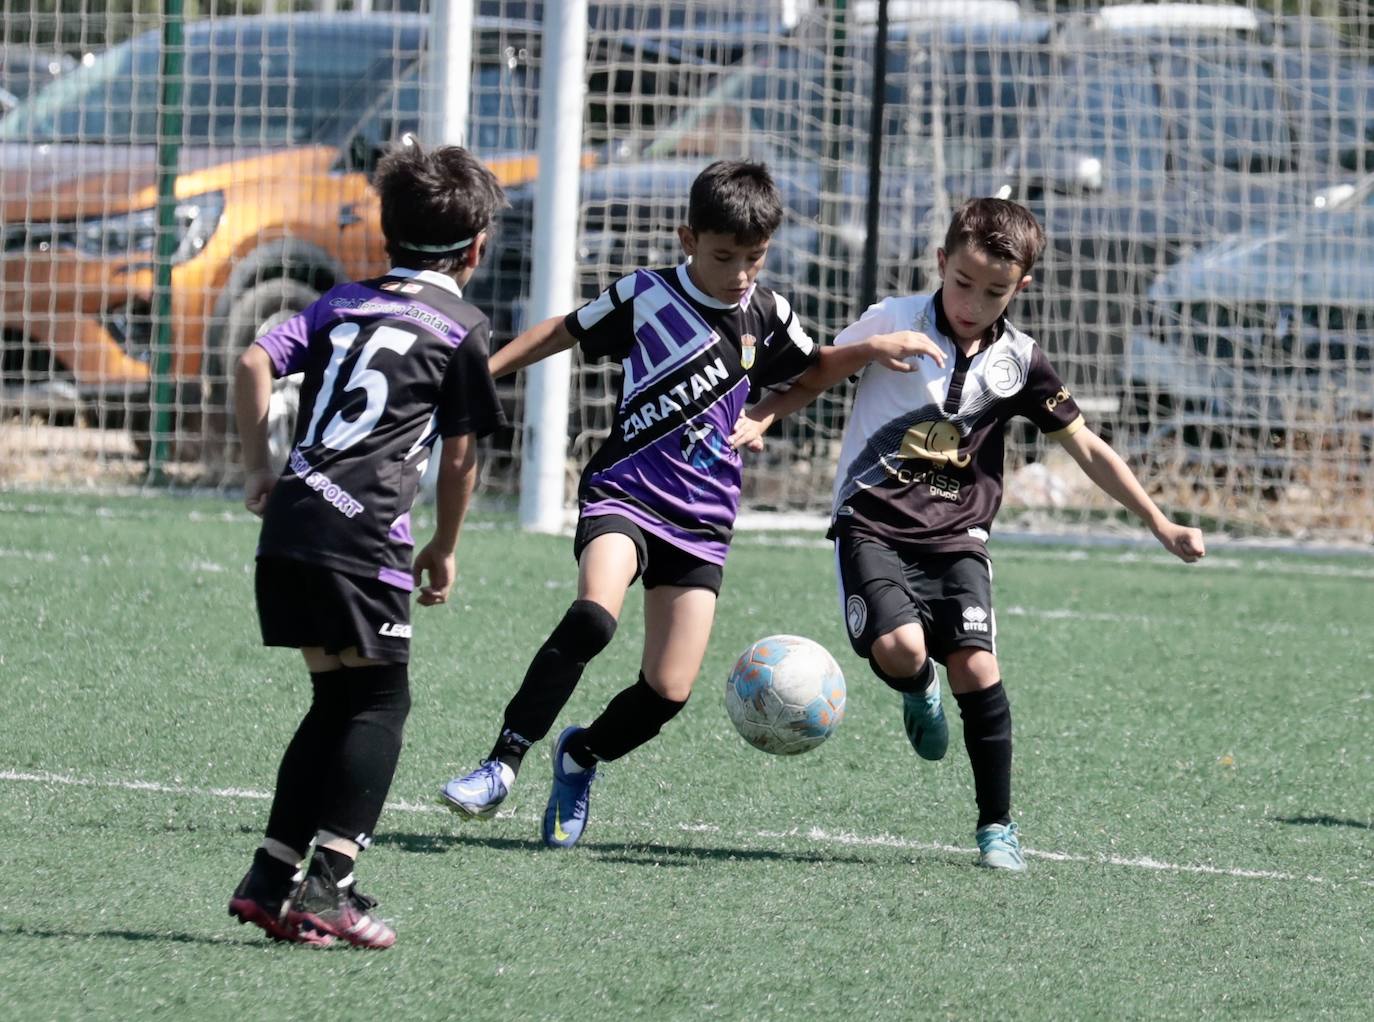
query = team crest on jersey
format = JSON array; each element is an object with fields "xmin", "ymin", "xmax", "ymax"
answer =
[
  {"xmin": 985, "ymin": 354, "xmax": 1025, "ymax": 397},
  {"xmin": 740, "ymin": 334, "xmax": 757, "ymax": 370}
]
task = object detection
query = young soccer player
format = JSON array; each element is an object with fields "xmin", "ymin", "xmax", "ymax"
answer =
[
  {"xmin": 227, "ymin": 140, "xmax": 506, "ymax": 946},
  {"xmin": 736, "ymin": 198, "xmax": 1206, "ymax": 871},
  {"xmin": 438, "ymin": 160, "xmax": 941, "ymax": 847}
]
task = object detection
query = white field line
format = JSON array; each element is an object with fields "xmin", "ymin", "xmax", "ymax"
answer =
[{"xmin": 3, "ymin": 767, "xmax": 1360, "ymax": 888}]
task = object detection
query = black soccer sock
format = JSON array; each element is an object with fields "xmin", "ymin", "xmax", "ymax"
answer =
[
  {"xmin": 251, "ymin": 846, "xmax": 300, "ymax": 895},
  {"xmin": 871, "ymin": 655, "xmax": 937, "ymax": 695},
  {"xmin": 953, "ymin": 682, "xmax": 1013, "ymax": 830},
  {"xmin": 490, "ymin": 600, "xmax": 618, "ymax": 773},
  {"xmin": 264, "ymin": 670, "xmax": 349, "ymax": 854},
  {"xmin": 310, "ymin": 846, "xmax": 356, "ymax": 883},
  {"xmin": 314, "ymin": 663, "xmax": 412, "ymax": 845},
  {"xmin": 573, "ymin": 672, "xmax": 688, "ymax": 766}
]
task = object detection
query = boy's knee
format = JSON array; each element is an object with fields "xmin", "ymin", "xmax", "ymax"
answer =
[
  {"xmin": 552, "ymin": 599, "xmax": 618, "ymax": 661},
  {"xmin": 338, "ymin": 664, "xmax": 412, "ymax": 740},
  {"xmin": 945, "ymin": 649, "xmax": 1000, "ymax": 690},
  {"xmin": 868, "ymin": 629, "xmax": 928, "ymax": 682}
]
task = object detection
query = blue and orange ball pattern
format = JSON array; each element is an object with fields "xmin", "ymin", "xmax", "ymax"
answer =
[{"xmin": 725, "ymin": 634, "xmax": 846, "ymax": 755}]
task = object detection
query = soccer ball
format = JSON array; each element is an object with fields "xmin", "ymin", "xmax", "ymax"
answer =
[{"xmin": 725, "ymin": 634, "xmax": 846, "ymax": 755}]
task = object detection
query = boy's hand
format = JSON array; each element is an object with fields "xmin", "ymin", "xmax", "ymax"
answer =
[
  {"xmin": 729, "ymin": 412, "xmax": 767, "ymax": 452},
  {"xmin": 1154, "ymin": 521, "xmax": 1206, "ymax": 563},
  {"xmin": 413, "ymin": 541, "xmax": 456, "ymax": 606},
  {"xmin": 243, "ymin": 469, "xmax": 277, "ymax": 517},
  {"xmin": 869, "ymin": 331, "xmax": 946, "ymax": 373}
]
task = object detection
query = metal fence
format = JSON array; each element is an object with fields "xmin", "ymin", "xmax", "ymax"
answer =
[{"xmin": 2, "ymin": 0, "xmax": 1372, "ymax": 543}]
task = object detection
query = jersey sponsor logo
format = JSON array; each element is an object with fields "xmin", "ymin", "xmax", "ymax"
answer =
[
  {"xmin": 961, "ymin": 605, "xmax": 989, "ymax": 633},
  {"xmin": 740, "ymin": 333, "xmax": 757, "ymax": 370},
  {"xmin": 620, "ymin": 356, "xmax": 730, "ymax": 442},
  {"xmin": 985, "ymin": 354, "xmax": 1025, "ymax": 397},
  {"xmin": 681, "ymin": 422, "xmax": 731, "ymax": 474},
  {"xmin": 899, "ymin": 420, "xmax": 971, "ymax": 469},
  {"xmin": 378, "ymin": 622, "xmax": 412, "ymax": 638},
  {"xmin": 287, "ymin": 449, "xmax": 366, "ymax": 518},
  {"xmin": 1045, "ymin": 386, "xmax": 1073, "ymax": 412},
  {"xmin": 846, "ymin": 595, "xmax": 868, "ymax": 637},
  {"xmin": 380, "ymin": 280, "xmax": 423, "ymax": 295}
]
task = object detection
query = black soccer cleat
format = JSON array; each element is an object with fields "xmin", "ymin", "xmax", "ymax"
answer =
[
  {"xmin": 286, "ymin": 853, "xmax": 396, "ymax": 949},
  {"xmin": 228, "ymin": 866, "xmax": 333, "ymax": 946}
]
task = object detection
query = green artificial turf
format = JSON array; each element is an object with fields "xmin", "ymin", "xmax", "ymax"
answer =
[{"xmin": 1, "ymin": 492, "xmax": 1370, "ymax": 1020}]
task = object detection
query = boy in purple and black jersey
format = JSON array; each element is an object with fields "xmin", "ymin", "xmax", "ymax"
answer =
[
  {"xmin": 439, "ymin": 160, "xmax": 938, "ymax": 846},
  {"xmin": 228, "ymin": 141, "xmax": 506, "ymax": 947}
]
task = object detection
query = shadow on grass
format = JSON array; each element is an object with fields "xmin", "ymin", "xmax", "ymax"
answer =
[
  {"xmin": 374, "ymin": 830, "xmax": 894, "ymax": 867},
  {"xmin": 1270, "ymin": 814, "xmax": 1372, "ymax": 831},
  {"xmin": 0, "ymin": 923, "xmax": 272, "ymax": 948}
]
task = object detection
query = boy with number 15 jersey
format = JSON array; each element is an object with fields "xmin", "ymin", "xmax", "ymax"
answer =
[{"xmin": 228, "ymin": 141, "xmax": 506, "ymax": 948}]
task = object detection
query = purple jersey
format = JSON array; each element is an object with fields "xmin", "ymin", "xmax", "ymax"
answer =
[
  {"xmin": 566, "ymin": 262, "xmax": 819, "ymax": 564},
  {"xmin": 254, "ymin": 268, "xmax": 505, "ymax": 589}
]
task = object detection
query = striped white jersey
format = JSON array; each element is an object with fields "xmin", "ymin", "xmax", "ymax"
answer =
[{"xmin": 831, "ymin": 291, "xmax": 1084, "ymax": 555}]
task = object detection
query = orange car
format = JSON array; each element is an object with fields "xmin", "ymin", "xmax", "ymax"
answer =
[{"xmin": 0, "ymin": 13, "xmax": 540, "ymax": 457}]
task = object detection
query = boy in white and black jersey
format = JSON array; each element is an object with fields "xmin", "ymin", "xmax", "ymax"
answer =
[
  {"xmin": 438, "ymin": 160, "xmax": 938, "ymax": 847},
  {"xmin": 227, "ymin": 141, "xmax": 506, "ymax": 946},
  {"xmin": 739, "ymin": 199, "xmax": 1206, "ymax": 870}
]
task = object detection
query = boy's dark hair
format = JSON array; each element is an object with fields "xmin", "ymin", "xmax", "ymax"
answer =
[
  {"xmin": 687, "ymin": 160, "xmax": 784, "ymax": 245},
  {"xmin": 374, "ymin": 138, "xmax": 508, "ymax": 275},
  {"xmin": 943, "ymin": 198, "xmax": 1047, "ymax": 275}
]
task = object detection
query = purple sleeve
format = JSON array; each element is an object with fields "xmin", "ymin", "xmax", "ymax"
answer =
[{"xmin": 254, "ymin": 306, "xmax": 316, "ymax": 377}]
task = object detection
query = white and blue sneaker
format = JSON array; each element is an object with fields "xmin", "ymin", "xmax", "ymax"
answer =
[
  {"xmin": 901, "ymin": 671, "xmax": 948, "ymax": 761},
  {"xmin": 975, "ymin": 822, "xmax": 1026, "ymax": 872},
  {"xmin": 439, "ymin": 760, "xmax": 511, "ymax": 819},
  {"xmin": 542, "ymin": 726, "xmax": 596, "ymax": 849}
]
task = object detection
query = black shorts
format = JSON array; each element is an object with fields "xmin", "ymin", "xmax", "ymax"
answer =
[
  {"xmin": 256, "ymin": 556, "xmax": 411, "ymax": 664},
  {"xmin": 573, "ymin": 513, "xmax": 724, "ymax": 594},
  {"xmin": 834, "ymin": 532, "xmax": 996, "ymax": 663}
]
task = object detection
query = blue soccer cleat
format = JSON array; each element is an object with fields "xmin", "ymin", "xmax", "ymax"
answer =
[
  {"xmin": 975, "ymin": 822, "xmax": 1027, "ymax": 872},
  {"xmin": 901, "ymin": 670, "xmax": 948, "ymax": 761},
  {"xmin": 542, "ymin": 726, "xmax": 596, "ymax": 849},
  {"xmin": 439, "ymin": 760, "xmax": 509, "ymax": 819}
]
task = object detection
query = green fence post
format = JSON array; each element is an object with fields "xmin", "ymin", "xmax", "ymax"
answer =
[{"xmin": 146, "ymin": 0, "xmax": 184, "ymax": 483}]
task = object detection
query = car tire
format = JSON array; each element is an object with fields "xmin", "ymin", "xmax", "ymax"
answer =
[{"xmin": 202, "ymin": 277, "xmax": 320, "ymax": 479}]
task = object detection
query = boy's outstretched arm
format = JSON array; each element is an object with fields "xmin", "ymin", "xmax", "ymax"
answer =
[
  {"xmin": 1057, "ymin": 427, "xmax": 1206, "ymax": 562},
  {"xmin": 235, "ymin": 344, "xmax": 279, "ymax": 517},
  {"xmin": 730, "ymin": 331, "xmax": 944, "ymax": 450},
  {"xmin": 412, "ymin": 432, "xmax": 478, "ymax": 606},
  {"xmin": 489, "ymin": 315, "xmax": 577, "ymax": 379}
]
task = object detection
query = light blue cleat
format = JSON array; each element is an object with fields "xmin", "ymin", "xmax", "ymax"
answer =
[
  {"xmin": 901, "ymin": 671, "xmax": 948, "ymax": 761},
  {"xmin": 542, "ymin": 726, "xmax": 596, "ymax": 849},
  {"xmin": 976, "ymin": 822, "xmax": 1026, "ymax": 872},
  {"xmin": 439, "ymin": 760, "xmax": 509, "ymax": 819}
]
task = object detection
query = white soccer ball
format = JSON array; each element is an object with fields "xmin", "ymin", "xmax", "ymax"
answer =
[{"xmin": 725, "ymin": 634, "xmax": 847, "ymax": 755}]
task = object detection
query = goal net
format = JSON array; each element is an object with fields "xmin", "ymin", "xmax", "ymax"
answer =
[{"xmin": 1, "ymin": 0, "xmax": 1372, "ymax": 544}]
